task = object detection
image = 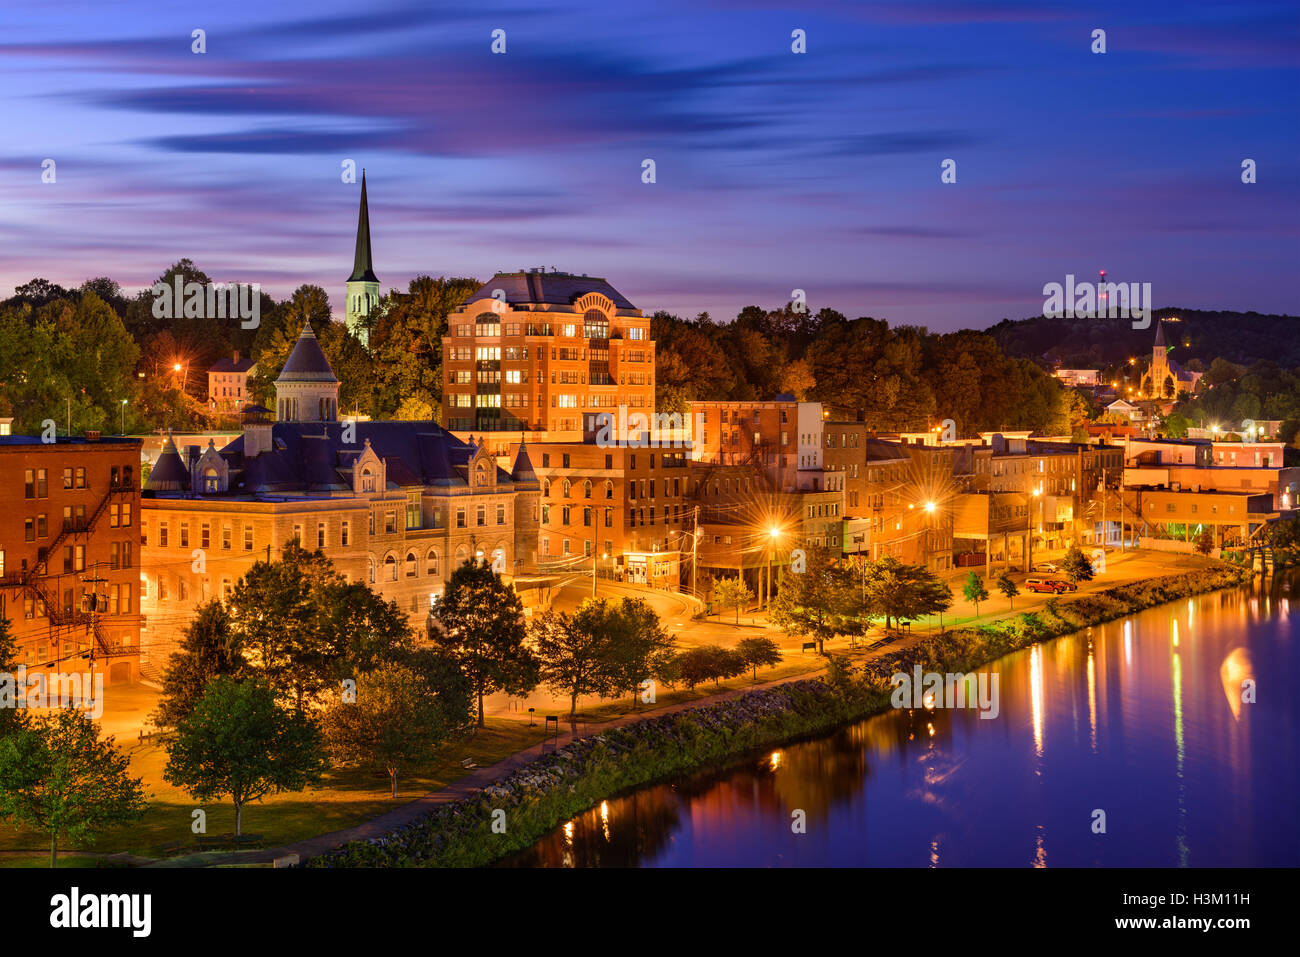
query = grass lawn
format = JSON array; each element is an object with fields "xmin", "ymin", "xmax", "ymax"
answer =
[{"xmin": 0, "ymin": 717, "xmax": 550, "ymax": 864}]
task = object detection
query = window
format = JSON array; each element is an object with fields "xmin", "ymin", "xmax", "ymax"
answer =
[
  {"xmin": 385, "ymin": 554, "xmax": 398, "ymax": 581},
  {"xmin": 76, "ymin": 467, "xmax": 86, "ymax": 489},
  {"xmin": 477, "ymin": 505, "xmax": 486, "ymax": 526},
  {"xmin": 497, "ymin": 504, "xmax": 506, "ymax": 525},
  {"xmin": 179, "ymin": 523, "xmax": 189, "ymax": 548},
  {"xmin": 456, "ymin": 508, "xmax": 466, "ymax": 528},
  {"xmin": 123, "ymin": 541, "xmax": 132, "ymax": 569},
  {"xmin": 426, "ymin": 549, "xmax": 440, "ymax": 575},
  {"xmin": 385, "ymin": 511, "xmax": 396, "ymax": 534},
  {"xmin": 405, "ymin": 551, "xmax": 417, "ymax": 578},
  {"xmin": 318, "ymin": 522, "xmax": 327, "ymax": 547},
  {"xmin": 122, "ymin": 503, "xmax": 131, "ymax": 527},
  {"xmin": 159, "ymin": 522, "xmax": 168, "ymax": 547},
  {"xmin": 222, "ymin": 525, "xmax": 232, "ymax": 550},
  {"xmin": 63, "ymin": 467, "xmax": 73, "ymax": 490},
  {"xmin": 201, "ymin": 523, "xmax": 210, "ymax": 549},
  {"xmin": 341, "ymin": 521, "xmax": 350, "ymax": 546},
  {"xmin": 243, "ymin": 525, "xmax": 253, "ymax": 551}
]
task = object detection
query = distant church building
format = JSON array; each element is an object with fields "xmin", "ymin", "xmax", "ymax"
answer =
[
  {"xmin": 344, "ymin": 171, "xmax": 380, "ymax": 345},
  {"xmin": 1142, "ymin": 321, "xmax": 1202, "ymax": 399}
]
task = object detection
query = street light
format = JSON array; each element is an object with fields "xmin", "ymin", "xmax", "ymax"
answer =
[
  {"xmin": 766, "ymin": 526, "xmax": 781, "ymax": 610},
  {"xmin": 1027, "ymin": 488, "xmax": 1042, "ymax": 571}
]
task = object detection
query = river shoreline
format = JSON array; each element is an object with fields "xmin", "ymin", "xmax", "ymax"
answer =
[{"xmin": 308, "ymin": 562, "xmax": 1256, "ymax": 868}]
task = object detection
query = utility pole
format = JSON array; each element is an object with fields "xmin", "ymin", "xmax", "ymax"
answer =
[
  {"xmin": 691, "ymin": 505, "xmax": 699, "ymax": 598},
  {"xmin": 591, "ymin": 510, "xmax": 598, "ymax": 598},
  {"xmin": 81, "ymin": 565, "xmax": 108, "ymax": 715}
]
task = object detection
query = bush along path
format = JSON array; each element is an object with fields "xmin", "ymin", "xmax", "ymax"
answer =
[{"xmin": 307, "ymin": 563, "xmax": 1253, "ymax": 868}]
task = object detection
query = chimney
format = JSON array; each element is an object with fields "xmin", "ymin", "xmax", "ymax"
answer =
[
  {"xmin": 85, "ymin": 430, "xmax": 101, "ymax": 442},
  {"xmin": 233, "ymin": 349, "xmax": 241, "ymax": 363},
  {"xmin": 244, "ymin": 420, "xmax": 273, "ymax": 459}
]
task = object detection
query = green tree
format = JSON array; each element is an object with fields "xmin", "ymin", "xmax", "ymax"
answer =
[
  {"xmin": 1194, "ymin": 526, "xmax": 1215, "ymax": 556},
  {"xmin": 712, "ymin": 576, "xmax": 752, "ymax": 623},
  {"xmin": 603, "ymin": 598, "xmax": 676, "ymax": 709},
  {"xmin": 736, "ymin": 637, "xmax": 782, "ymax": 681},
  {"xmin": 321, "ymin": 664, "xmax": 448, "ymax": 798},
  {"xmin": 430, "ymin": 560, "xmax": 539, "ymax": 727},
  {"xmin": 153, "ymin": 600, "xmax": 246, "ymax": 729},
  {"xmin": 164, "ymin": 677, "xmax": 326, "ymax": 835},
  {"xmin": 863, "ymin": 557, "xmax": 953, "ymax": 630},
  {"xmin": 673, "ymin": 646, "xmax": 746, "ymax": 690},
  {"xmin": 962, "ymin": 571, "xmax": 990, "ymax": 617},
  {"xmin": 530, "ymin": 604, "xmax": 614, "ymax": 716},
  {"xmin": 995, "ymin": 571, "xmax": 1020, "ymax": 610},
  {"xmin": 769, "ymin": 545, "xmax": 863, "ymax": 651},
  {"xmin": 0, "ymin": 710, "xmax": 146, "ymax": 867},
  {"xmin": 1060, "ymin": 545, "xmax": 1095, "ymax": 584},
  {"xmin": 228, "ymin": 542, "xmax": 411, "ymax": 709},
  {"xmin": 0, "ymin": 618, "xmax": 24, "ymax": 740}
]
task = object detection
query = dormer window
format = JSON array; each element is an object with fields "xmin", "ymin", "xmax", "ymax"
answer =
[
  {"xmin": 202, "ymin": 468, "xmax": 220, "ymax": 493},
  {"xmin": 361, "ymin": 467, "xmax": 375, "ymax": 493},
  {"xmin": 476, "ymin": 464, "xmax": 488, "ymax": 486}
]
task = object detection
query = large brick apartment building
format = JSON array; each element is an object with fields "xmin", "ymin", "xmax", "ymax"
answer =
[
  {"xmin": 0, "ymin": 434, "xmax": 143, "ymax": 685},
  {"xmin": 441, "ymin": 271, "xmax": 655, "ymax": 435}
]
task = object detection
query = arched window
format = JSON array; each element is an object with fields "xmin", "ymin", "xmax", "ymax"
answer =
[
  {"xmin": 476, "ymin": 464, "xmax": 488, "ymax": 486},
  {"xmin": 367, "ymin": 557, "xmax": 376, "ymax": 584},
  {"xmin": 583, "ymin": 479, "xmax": 592, "ymax": 499},
  {"xmin": 455, "ymin": 545, "xmax": 468, "ymax": 564},
  {"xmin": 562, "ymin": 479, "xmax": 572, "ymax": 498},
  {"xmin": 405, "ymin": 551, "xmax": 417, "ymax": 578},
  {"xmin": 604, "ymin": 480, "xmax": 613, "ymax": 500},
  {"xmin": 361, "ymin": 468, "xmax": 375, "ymax": 493},
  {"xmin": 384, "ymin": 554, "xmax": 398, "ymax": 581},
  {"xmin": 542, "ymin": 479, "xmax": 551, "ymax": 497},
  {"xmin": 202, "ymin": 468, "xmax": 219, "ymax": 493},
  {"xmin": 426, "ymin": 548, "xmax": 440, "ymax": 576}
]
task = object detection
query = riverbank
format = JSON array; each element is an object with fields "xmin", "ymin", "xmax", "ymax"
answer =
[{"xmin": 308, "ymin": 561, "xmax": 1255, "ymax": 867}]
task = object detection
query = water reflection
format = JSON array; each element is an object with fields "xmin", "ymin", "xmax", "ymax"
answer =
[{"xmin": 508, "ymin": 575, "xmax": 1299, "ymax": 867}]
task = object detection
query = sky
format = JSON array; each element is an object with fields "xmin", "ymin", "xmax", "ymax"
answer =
[{"xmin": 1, "ymin": 0, "xmax": 1297, "ymax": 331}]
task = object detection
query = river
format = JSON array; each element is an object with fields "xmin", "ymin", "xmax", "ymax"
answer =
[{"xmin": 506, "ymin": 575, "xmax": 1299, "ymax": 867}]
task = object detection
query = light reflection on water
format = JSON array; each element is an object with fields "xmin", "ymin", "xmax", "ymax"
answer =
[{"xmin": 504, "ymin": 575, "xmax": 1299, "ymax": 867}]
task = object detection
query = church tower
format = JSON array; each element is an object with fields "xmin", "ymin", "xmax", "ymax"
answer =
[
  {"xmin": 275, "ymin": 320, "xmax": 340, "ymax": 422},
  {"xmin": 345, "ymin": 170, "xmax": 380, "ymax": 346},
  {"xmin": 1148, "ymin": 320, "xmax": 1171, "ymax": 399}
]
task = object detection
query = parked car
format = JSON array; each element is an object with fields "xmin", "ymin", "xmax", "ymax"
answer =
[
  {"xmin": 1025, "ymin": 577, "xmax": 1072, "ymax": 594},
  {"xmin": 1031, "ymin": 562, "xmax": 1058, "ymax": 573}
]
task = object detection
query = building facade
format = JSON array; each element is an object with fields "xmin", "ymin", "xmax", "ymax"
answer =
[
  {"xmin": 0, "ymin": 434, "xmax": 143, "ymax": 685},
  {"xmin": 442, "ymin": 271, "xmax": 654, "ymax": 435}
]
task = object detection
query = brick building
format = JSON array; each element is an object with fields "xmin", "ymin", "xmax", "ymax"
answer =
[
  {"xmin": 441, "ymin": 271, "xmax": 654, "ymax": 435},
  {"xmin": 140, "ymin": 323, "xmax": 538, "ymax": 673},
  {"xmin": 0, "ymin": 434, "xmax": 143, "ymax": 685}
]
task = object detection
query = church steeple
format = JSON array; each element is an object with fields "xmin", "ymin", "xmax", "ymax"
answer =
[
  {"xmin": 348, "ymin": 171, "xmax": 378, "ymax": 284},
  {"xmin": 345, "ymin": 170, "xmax": 380, "ymax": 345}
]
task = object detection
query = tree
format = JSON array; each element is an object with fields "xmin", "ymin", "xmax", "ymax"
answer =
[
  {"xmin": 430, "ymin": 559, "xmax": 539, "ymax": 727},
  {"xmin": 673, "ymin": 646, "xmax": 746, "ymax": 690},
  {"xmin": 768, "ymin": 544, "xmax": 860, "ymax": 652},
  {"xmin": 996, "ymin": 571, "xmax": 1020, "ymax": 610},
  {"xmin": 862, "ymin": 557, "xmax": 953, "ymax": 630},
  {"xmin": 1059, "ymin": 546, "xmax": 1095, "ymax": 585},
  {"xmin": 603, "ymin": 598, "xmax": 676, "ymax": 708},
  {"xmin": 712, "ymin": 576, "xmax": 752, "ymax": 623},
  {"xmin": 153, "ymin": 600, "xmax": 246, "ymax": 729},
  {"xmin": 530, "ymin": 604, "xmax": 614, "ymax": 716},
  {"xmin": 227, "ymin": 542, "xmax": 411, "ymax": 709},
  {"xmin": 1194, "ymin": 526, "xmax": 1215, "ymax": 556},
  {"xmin": 962, "ymin": 571, "xmax": 990, "ymax": 617},
  {"xmin": 0, "ymin": 618, "xmax": 24, "ymax": 741},
  {"xmin": 164, "ymin": 677, "xmax": 326, "ymax": 835},
  {"xmin": 0, "ymin": 710, "xmax": 146, "ymax": 867},
  {"xmin": 736, "ymin": 637, "xmax": 782, "ymax": 681},
  {"xmin": 321, "ymin": 664, "xmax": 448, "ymax": 797}
]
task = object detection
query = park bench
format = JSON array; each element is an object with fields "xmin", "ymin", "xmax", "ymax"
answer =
[
  {"xmin": 196, "ymin": 835, "xmax": 231, "ymax": 851},
  {"xmin": 160, "ymin": 840, "xmax": 187, "ymax": 857},
  {"xmin": 232, "ymin": 834, "xmax": 264, "ymax": 849}
]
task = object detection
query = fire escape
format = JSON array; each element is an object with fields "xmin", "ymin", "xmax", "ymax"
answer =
[{"xmin": 20, "ymin": 480, "xmax": 137, "ymax": 660}]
